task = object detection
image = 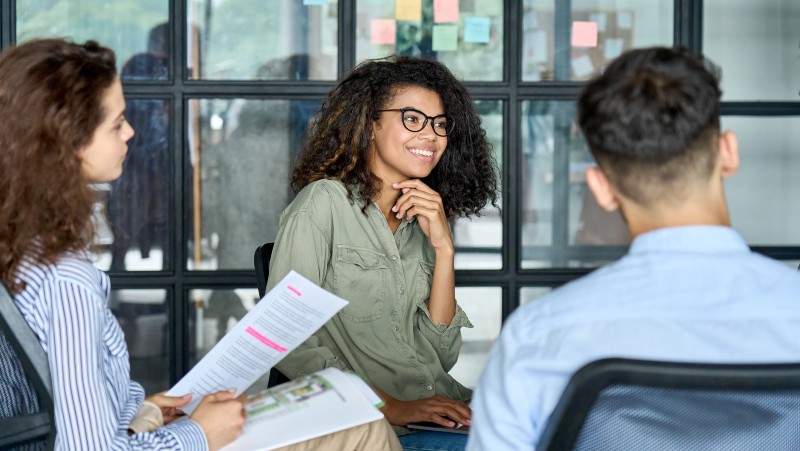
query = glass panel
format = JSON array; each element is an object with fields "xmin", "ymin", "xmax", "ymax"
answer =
[
  {"xmin": 17, "ymin": 0, "xmax": 170, "ymax": 79},
  {"xmin": 187, "ymin": 98, "xmax": 322, "ymax": 270},
  {"xmin": 355, "ymin": 0, "xmax": 504, "ymax": 81},
  {"xmin": 109, "ymin": 289, "xmax": 169, "ymax": 393},
  {"xmin": 93, "ymin": 98, "xmax": 171, "ymax": 272},
  {"xmin": 519, "ymin": 286, "xmax": 553, "ymax": 306},
  {"xmin": 188, "ymin": 0, "xmax": 337, "ymax": 80},
  {"xmin": 704, "ymin": 0, "xmax": 800, "ymax": 101},
  {"xmin": 724, "ymin": 116, "xmax": 800, "ymax": 245},
  {"xmin": 187, "ymin": 288, "xmax": 276, "ymax": 392},
  {"xmin": 520, "ymin": 100, "xmax": 629, "ymax": 269},
  {"xmin": 453, "ymin": 100, "xmax": 503, "ymax": 270},
  {"xmin": 522, "ymin": 0, "xmax": 673, "ymax": 81},
  {"xmin": 449, "ymin": 287, "xmax": 502, "ymax": 389}
]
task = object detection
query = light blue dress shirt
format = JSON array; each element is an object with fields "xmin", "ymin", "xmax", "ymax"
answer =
[
  {"xmin": 10, "ymin": 251, "xmax": 207, "ymax": 450},
  {"xmin": 467, "ymin": 226, "xmax": 800, "ymax": 451}
]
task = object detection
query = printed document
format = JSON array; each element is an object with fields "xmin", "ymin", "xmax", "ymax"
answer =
[{"xmin": 167, "ymin": 270, "xmax": 347, "ymax": 413}]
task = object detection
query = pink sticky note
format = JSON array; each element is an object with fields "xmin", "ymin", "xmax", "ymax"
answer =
[
  {"xmin": 572, "ymin": 21, "xmax": 598, "ymax": 47},
  {"xmin": 371, "ymin": 19, "xmax": 396, "ymax": 45},
  {"xmin": 434, "ymin": 0, "xmax": 459, "ymax": 23}
]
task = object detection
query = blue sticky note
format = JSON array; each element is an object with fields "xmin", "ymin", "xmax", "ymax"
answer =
[
  {"xmin": 464, "ymin": 16, "xmax": 491, "ymax": 43},
  {"xmin": 303, "ymin": 0, "xmax": 328, "ymax": 5}
]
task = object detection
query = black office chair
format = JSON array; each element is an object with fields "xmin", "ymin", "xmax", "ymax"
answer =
[
  {"xmin": 537, "ymin": 358, "xmax": 800, "ymax": 451},
  {"xmin": 253, "ymin": 242, "xmax": 290, "ymax": 388},
  {"xmin": 0, "ymin": 283, "xmax": 55, "ymax": 450}
]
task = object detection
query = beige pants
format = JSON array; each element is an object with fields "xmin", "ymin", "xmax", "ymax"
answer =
[{"xmin": 274, "ymin": 419, "xmax": 402, "ymax": 451}]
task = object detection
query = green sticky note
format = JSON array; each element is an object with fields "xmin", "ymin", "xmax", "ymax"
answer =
[{"xmin": 432, "ymin": 24, "xmax": 458, "ymax": 51}]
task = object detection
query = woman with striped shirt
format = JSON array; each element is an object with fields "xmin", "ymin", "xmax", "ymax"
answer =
[{"xmin": 0, "ymin": 38, "xmax": 247, "ymax": 450}]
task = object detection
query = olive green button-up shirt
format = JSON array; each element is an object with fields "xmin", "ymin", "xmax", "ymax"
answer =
[{"xmin": 266, "ymin": 179, "xmax": 473, "ymax": 420}]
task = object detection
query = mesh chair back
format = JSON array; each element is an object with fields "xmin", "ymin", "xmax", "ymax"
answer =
[
  {"xmin": 0, "ymin": 283, "xmax": 55, "ymax": 450},
  {"xmin": 538, "ymin": 358, "xmax": 800, "ymax": 451}
]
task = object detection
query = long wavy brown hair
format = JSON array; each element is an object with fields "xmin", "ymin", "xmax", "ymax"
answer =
[
  {"xmin": 0, "ymin": 39, "xmax": 117, "ymax": 294},
  {"xmin": 292, "ymin": 55, "xmax": 499, "ymax": 218}
]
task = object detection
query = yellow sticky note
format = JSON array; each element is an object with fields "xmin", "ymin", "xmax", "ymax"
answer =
[{"xmin": 396, "ymin": 0, "xmax": 422, "ymax": 21}]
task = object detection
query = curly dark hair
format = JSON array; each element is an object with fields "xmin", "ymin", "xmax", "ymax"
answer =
[
  {"xmin": 0, "ymin": 39, "xmax": 117, "ymax": 293},
  {"xmin": 292, "ymin": 55, "xmax": 498, "ymax": 218}
]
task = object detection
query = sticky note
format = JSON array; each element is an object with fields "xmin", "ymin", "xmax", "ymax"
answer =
[
  {"xmin": 571, "ymin": 54, "xmax": 594, "ymax": 78},
  {"xmin": 524, "ymin": 11, "xmax": 539, "ymax": 30},
  {"xmin": 617, "ymin": 12, "xmax": 632, "ymax": 29},
  {"xmin": 434, "ymin": 0, "xmax": 459, "ymax": 23},
  {"xmin": 432, "ymin": 25, "xmax": 458, "ymax": 51},
  {"xmin": 530, "ymin": 29, "xmax": 548, "ymax": 63},
  {"xmin": 371, "ymin": 19, "xmax": 396, "ymax": 45},
  {"xmin": 464, "ymin": 17, "xmax": 491, "ymax": 43},
  {"xmin": 604, "ymin": 38, "xmax": 624, "ymax": 60},
  {"xmin": 589, "ymin": 13, "xmax": 607, "ymax": 33},
  {"xmin": 303, "ymin": 0, "xmax": 328, "ymax": 4},
  {"xmin": 396, "ymin": 0, "xmax": 422, "ymax": 21},
  {"xmin": 572, "ymin": 21, "xmax": 598, "ymax": 47}
]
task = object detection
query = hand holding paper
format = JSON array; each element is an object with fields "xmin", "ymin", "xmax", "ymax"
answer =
[{"xmin": 167, "ymin": 271, "xmax": 348, "ymax": 413}]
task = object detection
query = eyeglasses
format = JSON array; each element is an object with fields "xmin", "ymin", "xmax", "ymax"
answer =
[{"xmin": 379, "ymin": 108, "xmax": 454, "ymax": 137}]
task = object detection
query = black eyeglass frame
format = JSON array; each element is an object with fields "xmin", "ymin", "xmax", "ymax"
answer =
[{"xmin": 379, "ymin": 108, "xmax": 454, "ymax": 137}]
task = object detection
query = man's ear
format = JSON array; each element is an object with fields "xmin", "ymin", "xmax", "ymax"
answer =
[
  {"xmin": 586, "ymin": 166, "xmax": 621, "ymax": 212},
  {"xmin": 719, "ymin": 130, "xmax": 740, "ymax": 178}
]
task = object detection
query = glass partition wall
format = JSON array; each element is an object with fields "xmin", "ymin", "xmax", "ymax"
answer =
[{"xmin": 8, "ymin": 0, "xmax": 799, "ymax": 392}]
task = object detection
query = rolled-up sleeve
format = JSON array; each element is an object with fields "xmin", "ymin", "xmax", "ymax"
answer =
[{"xmin": 416, "ymin": 301, "xmax": 473, "ymax": 371}]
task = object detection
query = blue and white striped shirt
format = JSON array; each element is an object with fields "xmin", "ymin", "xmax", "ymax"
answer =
[{"xmin": 10, "ymin": 250, "xmax": 207, "ymax": 450}]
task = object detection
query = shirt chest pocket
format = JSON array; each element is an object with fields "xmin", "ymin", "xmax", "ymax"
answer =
[{"xmin": 334, "ymin": 245, "xmax": 388, "ymax": 322}]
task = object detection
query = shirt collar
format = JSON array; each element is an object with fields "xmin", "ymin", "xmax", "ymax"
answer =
[{"xmin": 629, "ymin": 225, "xmax": 750, "ymax": 256}]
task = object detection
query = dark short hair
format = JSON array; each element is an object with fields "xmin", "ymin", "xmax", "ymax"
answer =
[
  {"xmin": 577, "ymin": 47, "xmax": 722, "ymax": 204},
  {"xmin": 292, "ymin": 55, "xmax": 498, "ymax": 218}
]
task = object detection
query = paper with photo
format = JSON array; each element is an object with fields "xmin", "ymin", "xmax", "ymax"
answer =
[
  {"xmin": 167, "ymin": 271, "xmax": 348, "ymax": 413},
  {"xmin": 220, "ymin": 368, "xmax": 384, "ymax": 451}
]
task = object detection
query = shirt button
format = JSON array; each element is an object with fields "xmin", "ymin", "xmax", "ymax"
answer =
[
  {"xmin": 426, "ymin": 385, "xmax": 433, "ymax": 391},
  {"xmin": 399, "ymin": 288, "xmax": 404, "ymax": 295},
  {"xmin": 392, "ymin": 255, "xmax": 398, "ymax": 261},
  {"xmin": 394, "ymin": 325, "xmax": 399, "ymax": 332}
]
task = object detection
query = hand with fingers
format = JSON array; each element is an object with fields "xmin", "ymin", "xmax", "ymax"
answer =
[
  {"xmin": 380, "ymin": 393, "xmax": 472, "ymax": 428},
  {"xmin": 189, "ymin": 390, "xmax": 247, "ymax": 451},
  {"xmin": 145, "ymin": 391, "xmax": 192, "ymax": 424},
  {"xmin": 391, "ymin": 179, "xmax": 453, "ymax": 253}
]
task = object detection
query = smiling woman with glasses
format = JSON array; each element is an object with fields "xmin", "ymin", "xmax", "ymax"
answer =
[{"xmin": 265, "ymin": 55, "xmax": 498, "ymax": 451}]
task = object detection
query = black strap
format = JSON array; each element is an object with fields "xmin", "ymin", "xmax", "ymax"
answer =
[
  {"xmin": 0, "ymin": 283, "xmax": 52, "ymax": 397},
  {"xmin": 0, "ymin": 281, "xmax": 55, "ymax": 448}
]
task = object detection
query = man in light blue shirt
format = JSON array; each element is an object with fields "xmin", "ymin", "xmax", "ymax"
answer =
[{"xmin": 467, "ymin": 47, "xmax": 800, "ymax": 451}]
